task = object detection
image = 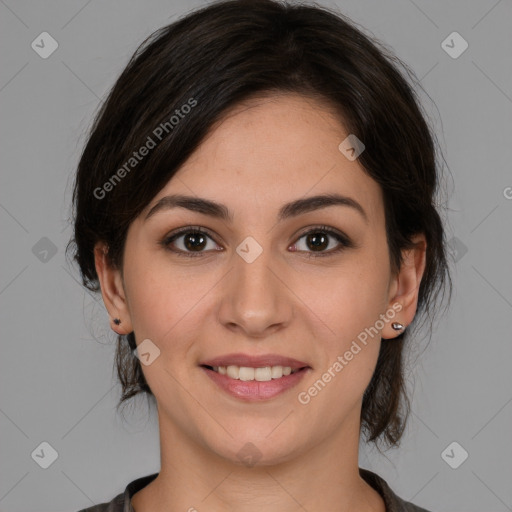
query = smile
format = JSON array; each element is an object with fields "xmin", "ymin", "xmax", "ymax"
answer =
[
  {"xmin": 200, "ymin": 365, "xmax": 310, "ymax": 401},
  {"xmin": 204, "ymin": 364, "xmax": 301, "ymax": 381}
]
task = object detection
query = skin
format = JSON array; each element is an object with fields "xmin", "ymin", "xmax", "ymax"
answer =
[{"xmin": 94, "ymin": 93, "xmax": 427, "ymax": 512}]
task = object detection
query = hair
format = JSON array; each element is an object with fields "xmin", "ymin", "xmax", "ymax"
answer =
[{"xmin": 67, "ymin": 0, "xmax": 452, "ymax": 451}]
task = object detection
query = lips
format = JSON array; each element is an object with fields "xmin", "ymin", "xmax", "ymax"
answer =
[
  {"xmin": 200, "ymin": 364, "xmax": 311, "ymax": 401},
  {"xmin": 199, "ymin": 353, "xmax": 312, "ymax": 401},
  {"xmin": 199, "ymin": 353, "xmax": 311, "ymax": 370}
]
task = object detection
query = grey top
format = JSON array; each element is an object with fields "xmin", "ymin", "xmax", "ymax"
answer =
[{"xmin": 77, "ymin": 468, "xmax": 431, "ymax": 512}]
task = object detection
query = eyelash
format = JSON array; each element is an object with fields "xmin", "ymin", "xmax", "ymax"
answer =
[{"xmin": 160, "ymin": 225, "xmax": 354, "ymax": 259}]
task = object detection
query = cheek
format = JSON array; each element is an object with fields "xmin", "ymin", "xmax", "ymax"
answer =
[
  {"xmin": 310, "ymin": 251, "xmax": 390, "ymax": 366},
  {"xmin": 308, "ymin": 281, "xmax": 385, "ymax": 415},
  {"xmin": 122, "ymin": 246, "xmax": 218, "ymax": 345},
  {"xmin": 322, "ymin": 266, "xmax": 388, "ymax": 333}
]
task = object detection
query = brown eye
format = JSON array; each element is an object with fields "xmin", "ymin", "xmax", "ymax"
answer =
[
  {"xmin": 304, "ymin": 232, "xmax": 330, "ymax": 251},
  {"xmin": 182, "ymin": 232, "xmax": 208, "ymax": 251},
  {"xmin": 162, "ymin": 227, "xmax": 221, "ymax": 257},
  {"xmin": 290, "ymin": 226, "xmax": 353, "ymax": 258},
  {"xmin": 161, "ymin": 225, "xmax": 353, "ymax": 259}
]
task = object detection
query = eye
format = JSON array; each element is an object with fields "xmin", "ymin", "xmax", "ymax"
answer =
[
  {"xmin": 161, "ymin": 224, "xmax": 354, "ymax": 258},
  {"xmin": 161, "ymin": 226, "xmax": 222, "ymax": 257},
  {"xmin": 289, "ymin": 225, "xmax": 353, "ymax": 258}
]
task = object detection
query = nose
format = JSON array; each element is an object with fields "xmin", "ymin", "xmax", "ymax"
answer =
[{"xmin": 217, "ymin": 240, "xmax": 293, "ymax": 338}]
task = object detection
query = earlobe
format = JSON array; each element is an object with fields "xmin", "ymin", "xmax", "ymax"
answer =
[
  {"xmin": 93, "ymin": 242, "xmax": 133, "ymax": 335},
  {"xmin": 383, "ymin": 233, "xmax": 427, "ymax": 339}
]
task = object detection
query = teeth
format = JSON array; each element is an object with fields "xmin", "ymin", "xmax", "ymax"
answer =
[
  {"xmin": 271, "ymin": 366, "xmax": 283, "ymax": 378},
  {"xmin": 211, "ymin": 365, "xmax": 300, "ymax": 381},
  {"xmin": 226, "ymin": 365, "xmax": 239, "ymax": 379},
  {"xmin": 254, "ymin": 367, "xmax": 272, "ymax": 381}
]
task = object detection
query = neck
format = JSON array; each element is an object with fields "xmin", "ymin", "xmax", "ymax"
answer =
[{"xmin": 131, "ymin": 404, "xmax": 385, "ymax": 512}]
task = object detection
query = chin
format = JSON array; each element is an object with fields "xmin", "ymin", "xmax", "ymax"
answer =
[{"xmin": 207, "ymin": 430, "xmax": 306, "ymax": 469}]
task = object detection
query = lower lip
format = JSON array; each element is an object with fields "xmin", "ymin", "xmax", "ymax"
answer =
[{"xmin": 200, "ymin": 366, "xmax": 310, "ymax": 401}]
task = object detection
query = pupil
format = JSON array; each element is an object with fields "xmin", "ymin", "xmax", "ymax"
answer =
[
  {"xmin": 185, "ymin": 232, "xmax": 206, "ymax": 251},
  {"xmin": 308, "ymin": 232, "xmax": 327, "ymax": 251},
  {"xmin": 182, "ymin": 232, "xmax": 329, "ymax": 252}
]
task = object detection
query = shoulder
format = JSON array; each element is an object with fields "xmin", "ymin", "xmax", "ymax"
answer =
[
  {"xmin": 75, "ymin": 492, "xmax": 123, "ymax": 512},
  {"xmin": 75, "ymin": 473, "xmax": 159, "ymax": 512},
  {"xmin": 76, "ymin": 491, "xmax": 124, "ymax": 512},
  {"xmin": 394, "ymin": 498, "xmax": 432, "ymax": 512},
  {"xmin": 359, "ymin": 467, "xmax": 433, "ymax": 512}
]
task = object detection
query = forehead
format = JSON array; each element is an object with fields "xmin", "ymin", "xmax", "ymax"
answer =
[{"xmin": 148, "ymin": 93, "xmax": 384, "ymax": 226}]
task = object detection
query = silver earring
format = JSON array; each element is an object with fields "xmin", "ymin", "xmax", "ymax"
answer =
[{"xmin": 391, "ymin": 322, "xmax": 404, "ymax": 331}]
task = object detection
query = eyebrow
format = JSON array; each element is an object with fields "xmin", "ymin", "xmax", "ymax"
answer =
[{"xmin": 144, "ymin": 193, "xmax": 368, "ymax": 224}]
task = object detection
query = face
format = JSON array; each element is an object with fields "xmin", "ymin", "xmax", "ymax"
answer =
[{"xmin": 96, "ymin": 93, "xmax": 424, "ymax": 466}]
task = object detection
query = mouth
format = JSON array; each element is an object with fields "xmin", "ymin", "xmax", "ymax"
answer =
[
  {"xmin": 200, "ymin": 364, "xmax": 306, "ymax": 381},
  {"xmin": 199, "ymin": 356, "xmax": 311, "ymax": 401}
]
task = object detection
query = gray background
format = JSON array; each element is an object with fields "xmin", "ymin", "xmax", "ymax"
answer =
[{"xmin": 1, "ymin": 0, "xmax": 511, "ymax": 511}]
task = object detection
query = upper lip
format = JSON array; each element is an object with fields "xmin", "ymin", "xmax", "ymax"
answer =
[{"xmin": 200, "ymin": 353, "xmax": 310, "ymax": 370}]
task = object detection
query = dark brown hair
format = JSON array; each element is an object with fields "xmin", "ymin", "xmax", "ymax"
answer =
[{"xmin": 67, "ymin": 0, "xmax": 452, "ymax": 451}]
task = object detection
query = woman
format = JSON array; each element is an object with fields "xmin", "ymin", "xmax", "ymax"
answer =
[{"xmin": 70, "ymin": 0, "xmax": 452, "ymax": 510}]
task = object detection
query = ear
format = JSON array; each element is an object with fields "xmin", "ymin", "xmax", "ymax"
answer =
[
  {"xmin": 94, "ymin": 241, "xmax": 133, "ymax": 335},
  {"xmin": 382, "ymin": 233, "xmax": 427, "ymax": 340}
]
